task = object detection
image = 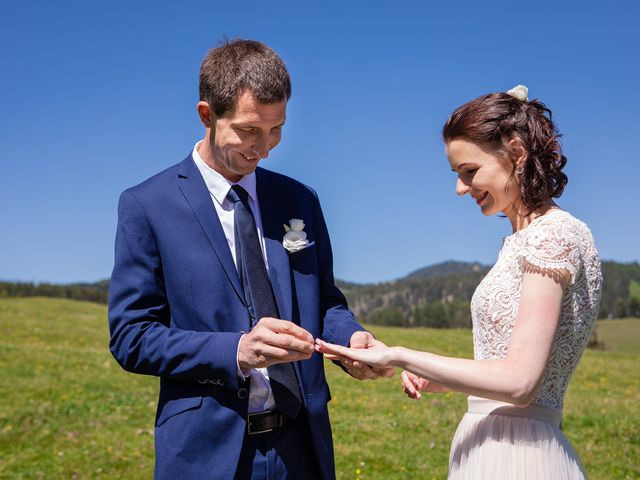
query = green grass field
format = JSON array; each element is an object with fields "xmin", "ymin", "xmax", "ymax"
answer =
[{"xmin": 0, "ymin": 298, "xmax": 638, "ymax": 479}]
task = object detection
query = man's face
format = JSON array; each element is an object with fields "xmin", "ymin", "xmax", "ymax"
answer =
[{"xmin": 205, "ymin": 90, "xmax": 286, "ymax": 182}]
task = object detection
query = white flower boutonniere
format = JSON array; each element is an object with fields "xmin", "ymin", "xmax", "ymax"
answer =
[{"xmin": 283, "ymin": 218, "xmax": 310, "ymax": 253}]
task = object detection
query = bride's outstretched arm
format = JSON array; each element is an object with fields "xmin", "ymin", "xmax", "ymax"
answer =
[{"xmin": 316, "ymin": 270, "xmax": 568, "ymax": 407}]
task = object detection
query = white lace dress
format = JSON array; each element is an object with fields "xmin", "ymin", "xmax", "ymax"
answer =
[{"xmin": 449, "ymin": 210, "xmax": 602, "ymax": 480}]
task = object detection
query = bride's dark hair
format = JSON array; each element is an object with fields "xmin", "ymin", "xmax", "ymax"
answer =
[{"xmin": 442, "ymin": 92, "xmax": 568, "ymax": 214}]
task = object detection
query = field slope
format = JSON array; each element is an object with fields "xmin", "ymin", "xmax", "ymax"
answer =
[{"xmin": 0, "ymin": 298, "xmax": 638, "ymax": 479}]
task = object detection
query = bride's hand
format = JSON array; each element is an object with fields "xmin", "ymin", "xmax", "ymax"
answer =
[
  {"xmin": 315, "ymin": 338, "xmax": 396, "ymax": 369},
  {"xmin": 401, "ymin": 370, "xmax": 449, "ymax": 399}
]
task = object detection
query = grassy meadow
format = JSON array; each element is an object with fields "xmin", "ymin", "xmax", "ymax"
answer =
[{"xmin": 0, "ymin": 297, "xmax": 638, "ymax": 479}]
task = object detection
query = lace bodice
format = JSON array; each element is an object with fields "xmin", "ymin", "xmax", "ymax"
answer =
[{"xmin": 470, "ymin": 210, "xmax": 602, "ymax": 410}]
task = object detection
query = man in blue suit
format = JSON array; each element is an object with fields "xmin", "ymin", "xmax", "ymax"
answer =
[{"xmin": 108, "ymin": 39, "xmax": 393, "ymax": 479}]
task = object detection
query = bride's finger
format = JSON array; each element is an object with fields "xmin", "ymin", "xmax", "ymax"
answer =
[
  {"xmin": 315, "ymin": 339, "xmax": 351, "ymax": 357},
  {"xmin": 401, "ymin": 372, "xmax": 416, "ymax": 393},
  {"xmin": 403, "ymin": 382, "xmax": 420, "ymax": 399},
  {"xmin": 401, "ymin": 371, "xmax": 422, "ymax": 399},
  {"xmin": 402, "ymin": 379, "xmax": 415, "ymax": 396},
  {"xmin": 315, "ymin": 344, "xmax": 340, "ymax": 357},
  {"xmin": 402, "ymin": 371, "xmax": 414, "ymax": 387},
  {"xmin": 404, "ymin": 371, "xmax": 427, "ymax": 391}
]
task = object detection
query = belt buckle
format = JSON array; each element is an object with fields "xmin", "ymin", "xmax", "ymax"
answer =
[{"xmin": 247, "ymin": 411, "xmax": 282, "ymax": 436}]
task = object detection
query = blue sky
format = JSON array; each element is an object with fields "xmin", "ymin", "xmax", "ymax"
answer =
[{"xmin": 1, "ymin": 1, "xmax": 638, "ymax": 284}]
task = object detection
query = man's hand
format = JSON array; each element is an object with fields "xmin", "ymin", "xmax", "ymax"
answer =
[
  {"xmin": 342, "ymin": 331, "xmax": 395, "ymax": 380},
  {"xmin": 238, "ymin": 317, "xmax": 315, "ymax": 370}
]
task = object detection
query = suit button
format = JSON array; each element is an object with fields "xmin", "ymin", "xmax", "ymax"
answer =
[{"xmin": 237, "ymin": 388, "xmax": 248, "ymax": 399}]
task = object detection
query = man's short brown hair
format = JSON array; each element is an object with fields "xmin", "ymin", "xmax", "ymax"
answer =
[{"xmin": 199, "ymin": 39, "xmax": 291, "ymax": 117}]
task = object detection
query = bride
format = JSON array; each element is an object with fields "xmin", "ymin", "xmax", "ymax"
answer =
[{"xmin": 316, "ymin": 85, "xmax": 602, "ymax": 479}]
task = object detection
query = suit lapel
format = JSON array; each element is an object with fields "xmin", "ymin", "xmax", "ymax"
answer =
[
  {"xmin": 256, "ymin": 169, "xmax": 293, "ymax": 324},
  {"xmin": 177, "ymin": 156, "xmax": 245, "ymax": 304}
]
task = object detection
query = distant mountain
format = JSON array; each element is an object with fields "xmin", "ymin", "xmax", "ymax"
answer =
[
  {"xmin": 2, "ymin": 261, "xmax": 639, "ymax": 326},
  {"xmin": 338, "ymin": 261, "xmax": 490, "ymax": 328},
  {"xmin": 404, "ymin": 261, "xmax": 489, "ymax": 280}
]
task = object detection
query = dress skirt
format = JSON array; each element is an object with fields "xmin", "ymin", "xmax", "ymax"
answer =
[{"xmin": 448, "ymin": 396, "xmax": 587, "ymax": 479}]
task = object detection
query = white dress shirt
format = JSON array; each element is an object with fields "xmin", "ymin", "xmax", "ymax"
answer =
[{"xmin": 192, "ymin": 142, "xmax": 276, "ymax": 413}]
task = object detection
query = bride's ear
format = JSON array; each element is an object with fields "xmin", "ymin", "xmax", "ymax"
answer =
[{"xmin": 508, "ymin": 137, "xmax": 528, "ymax": 171}]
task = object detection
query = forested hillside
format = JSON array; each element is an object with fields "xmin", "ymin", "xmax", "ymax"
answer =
[{"xmin": 338, "ymin": 260, "xmax": 640, "ymax": 327}]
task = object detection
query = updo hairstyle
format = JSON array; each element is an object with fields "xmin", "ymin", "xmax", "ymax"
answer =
[{"xmin": 442, "ymin": 92, "xmax": 568, "ymax": 214}]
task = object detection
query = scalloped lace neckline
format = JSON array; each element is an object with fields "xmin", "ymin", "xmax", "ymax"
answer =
[{"xmin": 505, "ymin": 208, "xmax": 566, "ymax": 240}]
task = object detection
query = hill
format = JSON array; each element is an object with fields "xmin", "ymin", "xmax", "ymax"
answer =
[{"xmin": 405, "ymin": 260, "xmax": 489, "ymax": 280}]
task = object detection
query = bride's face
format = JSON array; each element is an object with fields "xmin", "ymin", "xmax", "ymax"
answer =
[{"xmin": 446, "ymin": 138, "xmax": 521, "ymax": 218}]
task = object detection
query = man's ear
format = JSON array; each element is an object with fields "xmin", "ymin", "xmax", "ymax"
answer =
[{"xmin": 197, "ymin": 101, "xmax": 214, "ymax": 127}]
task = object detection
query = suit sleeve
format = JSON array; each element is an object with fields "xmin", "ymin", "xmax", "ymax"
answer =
[
  {"xmin": 108, "ymin": 190, "xmax": 243, "ymax": 389},
  {"xmin": 310, "ymin": 190, "xmax": 365, "ymax": 347}
]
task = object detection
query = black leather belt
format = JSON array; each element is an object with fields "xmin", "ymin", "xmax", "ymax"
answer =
[{"xmin": 247, "ymin": 410, "xmax": 289, "ymax": 435}]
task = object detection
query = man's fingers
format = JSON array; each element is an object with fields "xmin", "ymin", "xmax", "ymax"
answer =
[
  {"xmin": 347, "ymin": 362, "xmax": 380, "ymax": 380},
  {"xmin": 348, "ymin": 368, "xmax": 375, "ymax": 380},
  {"xmin": 339, "ymin": 356, "xmax": 375, "ymax": 380},
  {"xmin": 258, "ymin": 326, "xmax": 314, "ymax": 354},
  {"xmin": 375, "ymin": 366, "xmax": 395, "ymax": 378},
  {"xmin": 341, "ymin": 358, "xmax": 354, "ymax": 369},
  {"xmin": 255, "ymin": 344, "xmax": 314, "ymax": 364},
  {"xmin": 351, "ymin": 361, "xmax": 390, "ymax": 379},
  {"xmin": 349, "ymin": 331, "xmax": 374, "ymax": 349},
  {"xmin": 240, "ymin": 325, "xmax": 317, "ymax": 369},
  {"xmin": 259, "ymin": 317, "xmax": 314, "ymax": 343}
]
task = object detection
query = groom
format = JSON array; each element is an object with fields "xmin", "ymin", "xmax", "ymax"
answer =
[{"xmin": 108, "ymin": 39, "xmax": 392, "ymax": 480}]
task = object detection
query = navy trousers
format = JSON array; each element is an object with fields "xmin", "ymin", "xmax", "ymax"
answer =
[{"xmin": 233, "ymin": 412, "xmax": 322, "ymax": 480}]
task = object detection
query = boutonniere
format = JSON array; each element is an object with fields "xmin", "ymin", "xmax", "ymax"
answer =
[{"xmin": 282, "ymin": 218, "xmax": 310, "ymax": 253}]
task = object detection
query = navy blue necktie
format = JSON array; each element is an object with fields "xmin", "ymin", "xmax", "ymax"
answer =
[{"xmin": 227, "ymin": 185, "xmax": 303, "ymax": 419}]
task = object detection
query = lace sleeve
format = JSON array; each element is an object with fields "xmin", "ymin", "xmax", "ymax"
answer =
[{"xmin": 522, "ymin": 218, "xmax": 582, "ymax": 284}]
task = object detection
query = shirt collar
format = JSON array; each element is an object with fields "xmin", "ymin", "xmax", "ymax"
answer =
[{"xmin": 192, "ymin": 141, "xmax": 258, "ymax": 205}]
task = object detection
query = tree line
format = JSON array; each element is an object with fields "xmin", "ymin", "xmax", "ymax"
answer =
[
  {"xmin": 0, "ymin": 280, "xmax": 109, "ymax": 304},
  {"xmin": 1, "ymin": 261, "xmax": 638, "ymax": 328}
]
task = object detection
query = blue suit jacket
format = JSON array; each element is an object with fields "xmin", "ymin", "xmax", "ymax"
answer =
[{"xmin": 108, "ymin": 154, "xmax": 363, "ymax": 479}]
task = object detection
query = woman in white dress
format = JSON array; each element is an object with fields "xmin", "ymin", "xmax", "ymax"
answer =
[{"xmin": 315, "ymin": 85, "xmax": 602, "ymax": 479}]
